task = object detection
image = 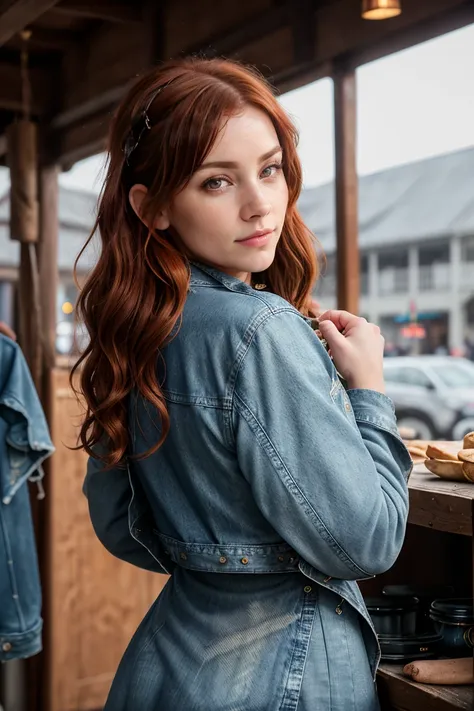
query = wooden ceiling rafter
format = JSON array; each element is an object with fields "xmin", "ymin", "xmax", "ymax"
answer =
[
  {"xmin": 52, "ymin": 0, "xmax": 302, "ymax": 135},
  {"xmin": 5, "ymin": 25, "xmax": 77, "ymax": 51},
  {"xmin": 186, "ymin": 2, "xmax": 292, "ymax": 58},
  {"xmin": 51, "ymin": 0, "xmax": 144, "ymax": 25},
  {"xmin": 0, "ymin": 60, "xmax": 53, "ymax": 114},
  {"xmin": 0, "ymin": 0, "xmax": 62, "ymax": 46},
  {"xmin": 0, "ymin": 0, "xmax": 473, "ymax": 168}
]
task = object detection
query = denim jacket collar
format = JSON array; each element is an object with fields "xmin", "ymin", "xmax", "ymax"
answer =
[
  {"xmin": 190, "ymin": 261, "xmax": 258, "ymax": 295},
  {"xmin": 189, "ymin": 262, "xmax": 317, "ymax": 331}
]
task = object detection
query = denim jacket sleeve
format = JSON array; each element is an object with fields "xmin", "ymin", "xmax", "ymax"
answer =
[
  {"xmin": 83, "ymin": 448, "xmax": 168, "ymax": 573},
  {"xmin": 232, "ymin": 307, "xmax": 412, "ymax": 581}
]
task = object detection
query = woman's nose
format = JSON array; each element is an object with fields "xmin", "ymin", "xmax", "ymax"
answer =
[{"xmin": 240, "ymin": 191, "xmax": 271, "ymax": 221}]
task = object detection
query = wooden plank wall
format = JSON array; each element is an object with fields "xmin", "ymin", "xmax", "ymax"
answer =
[{"xmin": 44, "ymin": 368, "xmax": 168, "ymax": 711}]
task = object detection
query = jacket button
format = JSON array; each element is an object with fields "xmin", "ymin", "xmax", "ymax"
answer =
[
  {"xmin": 345, "ymin": 402, "xmax": 351, "ymax": 412},
  {"xmin": 304, "ymin": 586, "xmax": 312, "ymax": 593},
  {"xmin": 219, "ymin": 556, "xmax": 227, "ymax": 564},
  {"xmin": 2, "ymin": 642, "xmax": 12, "ymax": 652},
  {"xmin": 277, "ymin": 556, "xmax": 284, "ymax": 562},
  {"xmin": 240, "ymin": 557, "xmax": 249, "ymax": 565},
  {"xmin": 179, "ymin": 552, "xmax": 187, "ymax": 561}
]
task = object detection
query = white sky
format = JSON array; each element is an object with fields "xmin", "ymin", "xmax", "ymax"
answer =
[{"xmin": 3, "ymin": 22, "xmax": 474, "ymax": 193}]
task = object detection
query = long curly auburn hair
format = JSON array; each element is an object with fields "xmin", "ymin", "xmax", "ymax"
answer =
[{"xmin": 72, "ymin": 56, "xmax": 319, "ymax": 467}]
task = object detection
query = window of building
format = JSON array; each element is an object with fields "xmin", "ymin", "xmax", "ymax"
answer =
[
  {"xmin": 419, "ymin": 241, "xmax": 450, "ymax": 291},
  {"xmin": 463, "ymin": 236, "xmax": 474, "ymax": 262},
  {"xmin": 378, "ymin": 250, "xmax": 409, "ymax": 295}
]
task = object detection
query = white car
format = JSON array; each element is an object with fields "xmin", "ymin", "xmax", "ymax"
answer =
[{"xmin": 383, "ymin": 356, "xmax": 474, "ymax": 441}]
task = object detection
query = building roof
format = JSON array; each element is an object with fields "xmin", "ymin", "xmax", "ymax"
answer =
[
  {"xmin": 1, "ymin": 145, "xmax": 474, "ymax": 272},
  {"xmin": 298, "ymin": 145, "xmax": 474, "ymax": 253}
]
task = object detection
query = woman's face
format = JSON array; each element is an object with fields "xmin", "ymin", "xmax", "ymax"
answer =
[{"xmin": 160, "ymin": 106, "xmax": 289, "ymax": 283}]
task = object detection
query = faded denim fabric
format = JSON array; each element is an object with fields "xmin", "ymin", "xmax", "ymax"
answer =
[
  {"xmin": 0, "ymin": 335, "xmax": 54, "ymax": 661},
  {"xmin": 84, "ymin": 263, "xmax": 412, "ymax": 710}
]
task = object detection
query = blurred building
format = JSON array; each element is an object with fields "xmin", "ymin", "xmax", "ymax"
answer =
[
  {"xmin": 300, "ymin": 146, "xmax": 474, "ymax": 356},
  {"xmin": 0, "ymin": 187, "xmax": 98, "ymax": 353},
  {"xmin": 1, "ymin": 146, "xmax": 474, "ymax": 356}
]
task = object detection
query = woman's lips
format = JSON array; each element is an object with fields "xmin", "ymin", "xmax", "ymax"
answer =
[{"xmin": 236, "ymin": 229, "xmax": 273, "ymax": 247}]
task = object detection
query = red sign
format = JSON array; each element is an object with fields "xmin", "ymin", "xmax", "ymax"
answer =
[{"xmin": 401, "ymin": 323, "xmax": 426, "ymax": 339}]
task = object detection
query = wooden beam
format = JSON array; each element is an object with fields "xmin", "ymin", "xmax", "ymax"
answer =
[
  {"xmin": 0, "ymin": 0, "xmax": 61, "ymax": 47},
  {"xmin": 273, "ymin": 60, "xmax": 332, "ymax": 95},
  {"xmin": 350, "ymin": 0, "xmax": 474, "ymax": 70},
  {"xmin": 142, "ymin": 0, "xmax": 166, "ymax": 66},
  {"xmin": 53, "ymin": 0, "xmax": 143, "ymax": 24},
  {"xmin": 57, "ymin": 108, "xmax": 109, "ymax": 167},
  {"xmin": 0, "ymin": 62, "xmax": 53, "ymax": 114},
  {"xmin": 313, "ymin": 0, "xmax": 468, "ymax": 68},
  {"xmin": 291, "ymin": 0, "xmax": 316, "ymax": 65},
  {"xmin": 7, "ymin": 25, "xmax": 77, "ymax": 52},
  {"xmin": 57, "ymin": 20, "xmax": 148, "ymax": 127},
  {"xmin": 53, "ymin": 2, "xmax": 293, "ymax": 131},
  {"xmin": 37, "ymin": 164, "xmax": 59, "ymax": 372},
  {"xmin": 17, "ymin": 242, "xmax": 42, "ymax": 386},
  {"xmin": 185, "ymin": 2, "xmax": 291, "ymax": 57},
  {"xmin": 52, "ymin": 0, "xmax": 473, "ymax": 165},
  {"xmin": 334, "ymin": 65, "xmax": 359, "ymax": 314},
  {"xmin": 51, "ymin": 82, "xmax": 128, "ymax": 129}
]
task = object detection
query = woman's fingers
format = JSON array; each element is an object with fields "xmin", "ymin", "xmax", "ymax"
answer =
[
  {"xmin": 318, "ymin": 310, "xmax": 363, "ymax": 333},
  {"xmin": 0, "ymin": 322, "xmax": 16, "ymax": 341}
]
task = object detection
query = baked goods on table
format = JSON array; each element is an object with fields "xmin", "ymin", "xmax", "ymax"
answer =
[
  {"xmin": 421, "ymin": 432, "xmax": 474, "ymax": 483},
  {"xmin": 402, "ymin": 440, "xmax": 430, "ymax": 463}
]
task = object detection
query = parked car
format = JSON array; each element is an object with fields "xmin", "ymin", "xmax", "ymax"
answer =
[{"xmin": 383, "ymin": 356, "xmax": 474, "ymax": 441}]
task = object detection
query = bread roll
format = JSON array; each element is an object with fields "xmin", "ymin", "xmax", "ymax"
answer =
[
  {"xmin": 458, "ymin": 449, "xmax": 474, "ymax": 463},
  {"xmin": 424, "ymin": 459, "xmax": 465, "ymax": 481},
  {"xmin": 403, "ymin": 658, "xmax": 473, "ymax": 685},
  {"xmin": 462, "ymin": 461, "xmax": 474, "ymax": 483},
  {"xmin": 463, "ymin": 431, "xmax": 474, "ymax": 449},
  {"xmin": 425, "ymin": 444, "xmax": 459, "ymax": 462}
]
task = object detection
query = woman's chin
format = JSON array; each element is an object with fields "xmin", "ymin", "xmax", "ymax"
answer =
[{"xmin": 245, "ymin": 248, "xmax": 277, "ymax": 275}]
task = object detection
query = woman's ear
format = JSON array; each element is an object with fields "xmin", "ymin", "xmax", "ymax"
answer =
[{"xmin": 128, "ymin": 184, "xmax": 170, "ymax": 230}]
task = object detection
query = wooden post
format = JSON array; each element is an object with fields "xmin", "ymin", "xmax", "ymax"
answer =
[
  {"xmin": 35, "ymin": 163, "xmax": 59, "ymax": 711},
  {"xmin": 143, "ymin": 0, "xmax": 166, "ymax": 65},
  {"xmin": 333, "ymin": 65, "xmax": 360, "ymax": 314},
  {"xmin": 20, "ymin": 159, "xmax": 59, "ymax": 711},
  {"xmin": 38, "ymin": 165, "xmax": 59, "ymax": 376},
  {"xmin": 6, "ymin": 119, "xmax": 42, "ymax": 385}
]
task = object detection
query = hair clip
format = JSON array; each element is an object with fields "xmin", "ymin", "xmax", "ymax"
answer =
[{"xmin": 123, "ymin": 78, "xmax": 175, "ymax": 165}]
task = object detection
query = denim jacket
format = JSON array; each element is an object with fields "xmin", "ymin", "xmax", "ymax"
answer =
[
  {"xmin": 0, "ymin": 335, "xmax": 54, "ymax": 662},
  {"xmin": 84, "ymin": 263, "xmax": 412, "ymax": 711}
]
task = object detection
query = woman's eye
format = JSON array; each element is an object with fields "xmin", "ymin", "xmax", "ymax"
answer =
[
  {"xmin": 203, "ymin": 177, "xmax": 229, "ymax": 191},
  {"xmin": 261, "ymin": 163, "xmax": 283, "ymax": 178}
]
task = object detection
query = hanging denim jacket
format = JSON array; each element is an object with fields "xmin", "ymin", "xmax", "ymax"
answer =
[
  {"xmin": 84, "ymin": 263, "xmax": 412, "ymax": 711},
  {"xmin": 0, "ymin": 335, "xmax": 54, "ymax": 662}
]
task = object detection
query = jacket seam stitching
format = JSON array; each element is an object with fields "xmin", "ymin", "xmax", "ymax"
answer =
[
  {"xmin": 352, "ymin": 415, "xmax": 403, "ymax": 440},
  {"xmin": 224, "ymin": 306, "xmax": 304, "ymax": 448}
]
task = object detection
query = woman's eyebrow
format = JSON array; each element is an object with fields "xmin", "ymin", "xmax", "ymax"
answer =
[{"xmin": 196, "ymin": 145, "xmax": 282, "ymax": 172}]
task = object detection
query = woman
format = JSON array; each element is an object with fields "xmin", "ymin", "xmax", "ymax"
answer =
[{"xmin": 75, "ymin": 57, "xmax": 412, "ymax": 710}]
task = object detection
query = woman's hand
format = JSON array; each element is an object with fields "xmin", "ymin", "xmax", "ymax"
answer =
[
  {"xmin": 0, "ymin": 322, "xmax": 16, "ymax": 341},
  {"xmin": 318, "ymin": 310, "xmax": 385, "ymax": 393}
]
